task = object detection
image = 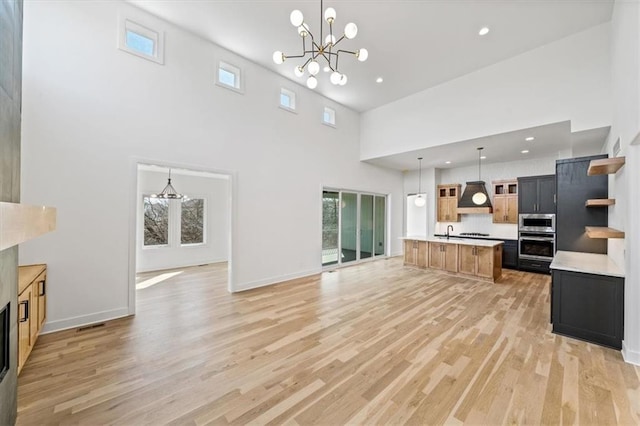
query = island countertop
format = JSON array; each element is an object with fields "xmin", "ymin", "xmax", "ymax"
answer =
[
  {"xmin": 401, "ymin": 236, "xmax": 503, "ymax": 248},
  {"xmin": 550, "ymin": 250, "xmax": 624, "ymax": 278}
]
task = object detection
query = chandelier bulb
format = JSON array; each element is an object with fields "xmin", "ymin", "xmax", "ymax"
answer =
[
  {"xmin": 338, "ymin": 73, "xmax": 348, "ymax": 86},
  {"xmin": 324, "ymin": 7, "xmax": 336, "ymax": 24},
  {"xmin": 325, "ymin": 34, "xmax": 336, "ymax": 46},
  {"xmin": 272, "ymin": 51, "xmax": 285, "ymax": 65},
  {"xmin": 330, "ymin": 71, "xmax": 342, "ymax": 85},
  {"xmin": 356, "ymin": 48, "xmax": 368, "ymax": 62},
  {"xmin": 290, "ymin": 10, "xmax": 304, "ymax": 27},
  {"xmin": 297, "ymin": 23, "xmax": 309, "ymax": 37},
  {"xmin": 344, "ymin": 22, "xmax": 358, "ymax": 39},
  {"xmin": 294, "ymin": 66, "xmax": 305, "ymax": 77},
  {"xmin": 306, "ymin": 75, "xmax": 318, "ymax": 89},
  {"xmin": 308, "ymin": 60, "xmax": 320, "ymax": 76}
]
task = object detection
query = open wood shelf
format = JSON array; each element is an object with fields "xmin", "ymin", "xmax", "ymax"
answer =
[
  {"xmin": 585, "ymin": 199, "xmax": 616, "ymax": 207},
  {"xmin": 587, "ymin": 157, "xmax": 625, "ymax": 175},
  {"xmin": 585, "ymin": 226, "xmax": 625, "ymax": 239}
]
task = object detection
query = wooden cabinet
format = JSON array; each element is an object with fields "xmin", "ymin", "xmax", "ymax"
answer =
[
  {"xmin": 518, "ymin": 175, "xmax": 556, "ymax": 214},
  {"xmin": 551, "ymin": 269, "xmax": 624, "ymax": 349},
  {"xmin": 437, "ymin": 184, "xmax": 461, "ymax": 222},
  {"xmin": 458, "ymin": 245, "xmax": 502, "ymax": 281},
  {"xmin": 492, "ymin": 180, "xmax": 518, "ymax": 224},
  {"xmin": 428, "ymin": 242, "xmax": 458, "ymax": 272},
  {"xmin": 18, "ymin": 264, "xmax": 47, "ymax": 374},
  {"xmin": 404, "ymin": 240, "xmax": 427, "ymax": 268}
]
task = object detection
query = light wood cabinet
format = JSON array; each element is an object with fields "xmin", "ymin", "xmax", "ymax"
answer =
[
  {"xmin": 404, "ymin": 240, "xmax": 427, "ymax": 268},
  {"xmin": 458, "ymin": 245, "xmax": 502, "ymax": 281},
  {"xmin": 437, "ymin": 184, "xmax": 461, "ymax": 222},
  {"xmin": 428, "ymin": 242, "xmax": 458, "ymax": 272},
  {"xmin": 492, "ymin": 179, "xmax": 518, "ymax": 224},
  {"xmin": 18, "ymin": 264, "xmax": 47, "ymax": 374}
]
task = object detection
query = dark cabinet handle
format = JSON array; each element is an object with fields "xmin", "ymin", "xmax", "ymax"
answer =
[
  {"xmin": 39, "ymin": 280, "xmax": 46, "ymax": 296},
  {"xmin": 19, "ymin": 300, "xmax": 29, "ymax": 322}
]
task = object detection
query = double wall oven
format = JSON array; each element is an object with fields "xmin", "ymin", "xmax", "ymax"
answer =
[{"xmin": 519, "ymin": 213, "xmax": 556, "ymax": 263}]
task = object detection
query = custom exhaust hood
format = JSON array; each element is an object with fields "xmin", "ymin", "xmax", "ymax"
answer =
[
  {"xmin": 457, "ymin": 181, "xmax": 492, "ymax": 214},
  {"xmin": 457, "ymin": 147, "xmax": 493, "ymax": 214}
]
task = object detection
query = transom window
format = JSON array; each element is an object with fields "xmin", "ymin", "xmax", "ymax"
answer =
[
  {"xmin": 280, "ymin": 88, "xmax": 296, "ymax": 112},
  {"xmin": 323, "ymin": 107, "xmax": 336, "ymax": 127},
  {"xmin": 118, "ymin": 18, "xmax": 164, "ymax": 64},
  {"xmin": 217, "ymin": 61, "xmax": 243, "ymax": 93}
]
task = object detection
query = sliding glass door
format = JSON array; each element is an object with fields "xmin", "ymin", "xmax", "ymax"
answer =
[{"xmin": 322, "ymin": 189, "xmax": 387, "ymax": 267}]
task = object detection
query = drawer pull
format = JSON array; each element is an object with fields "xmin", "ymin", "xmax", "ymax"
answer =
[
  {"xmin": 39, "ymin": 280, "xmax": 46, "ymax": 296},
  {"xmin": 19, "ymin": 300, "xmax": 29, "ymax": 322}
]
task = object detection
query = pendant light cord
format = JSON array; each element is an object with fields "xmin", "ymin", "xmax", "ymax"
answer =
[{"xmin": 418, "ymin": 157, "xmax": 423, "ymax": 194}]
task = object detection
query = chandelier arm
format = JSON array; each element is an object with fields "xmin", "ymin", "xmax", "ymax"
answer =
[
  {"xmin": 333, "ymin": 35, "xmax": 346, "ymax": 46},
  {"xmin": 336, "ymin": 49, "xmax": 357, "ymax": 55},
  {"xmin": 319, "ymin": 0, "xmax": 323, "ymax": 45}
]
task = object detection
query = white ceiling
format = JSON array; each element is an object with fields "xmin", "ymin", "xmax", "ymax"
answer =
[{"xmin": 129, "ymin": 0, "xmax": 614, "ymax": 112}]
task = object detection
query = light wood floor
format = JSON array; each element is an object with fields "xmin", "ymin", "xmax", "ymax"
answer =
[{"xmin": 17, "ymin": 258, "xmax": 640, "ymax": 425}]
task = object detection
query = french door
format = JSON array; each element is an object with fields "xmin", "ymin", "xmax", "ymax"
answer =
[{"xmin": 322, "ymin": 189, "xmax": 387, "ymax": 267}]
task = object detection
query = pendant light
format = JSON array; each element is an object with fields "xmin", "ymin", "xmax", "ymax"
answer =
[
  {"xmin": 415, "ymin": 157, "xmax": 426, "ymax": 207},
  {"xmin": 150, "ymin": 169, "xmax": 185, "ymax": 200},
  {"xmin": 472, "ymin": 147, "xmax": 487, "ymax": 205}
]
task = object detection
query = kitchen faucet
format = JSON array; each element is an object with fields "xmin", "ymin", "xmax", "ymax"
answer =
[{"xmin": 446, "ymin": 225, "xmax": 453, "ymax": 239}]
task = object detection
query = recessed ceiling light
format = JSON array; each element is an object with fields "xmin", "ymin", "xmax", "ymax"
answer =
[
  {"xmin": 525, "ymin": 136, "xmax": 535, "ymax": 141},
  {"xmin": 376, "ymin": 77, "xmax": 384, "ymax": 83},
  {"xmin": 479, "ymin": 27, "xmax": 490, "ymax": 36},
  {"xmin": 445, "ymin": 161, "xmax": 451, "ymax": 164},
  {"xmin": 480, "ymin": 156, "xmax": 486, "ymax": 160},
  {"xmin": 521, "ymin": 150, "xmax": 529, "ymax": 154}
]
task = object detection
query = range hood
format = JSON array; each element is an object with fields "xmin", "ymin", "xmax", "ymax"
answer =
[
  {"xmin": 0, "ymin": 202, "xmax": 57, "ymax": 251},
  {"xmin": 457, "ymin": 181, "xmax": 493, "ymax": 214}
]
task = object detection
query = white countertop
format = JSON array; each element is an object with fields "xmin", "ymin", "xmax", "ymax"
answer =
[
  {"xmin": 401, "ymin": 236, "xmax": 503, "ymax": 247},
  {"xmin": 550, "ymin": 251, "xmax": 624, "ymax": 278}
]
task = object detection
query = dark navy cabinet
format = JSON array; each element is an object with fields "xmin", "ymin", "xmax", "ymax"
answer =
[
  {"xmin": 502, "ymin": 240, "xmax": 518, "ymax": 269},
  {"xmin": 551, "ymin": 269, "xmax": 624, "ymax": 349},
  {"xmin": 518, "ymin": 175, "xmax": 556, "ymax": 214}
]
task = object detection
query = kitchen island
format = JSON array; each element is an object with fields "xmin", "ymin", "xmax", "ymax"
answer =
[{"xmin": 402, "ymin": 236, "xmax": 503, "ymax": 282}]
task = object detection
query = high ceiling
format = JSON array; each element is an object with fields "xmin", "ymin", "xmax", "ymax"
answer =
[{"xmin": 129, "ymin": 0, "xmax": 614, "ymax": 112}]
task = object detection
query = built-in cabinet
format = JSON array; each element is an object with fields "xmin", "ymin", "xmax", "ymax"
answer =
[
  {"xmin": 492, "ymin": 179, "xmax": 518, "ymax": 224},
  {"xmin": 518, "ymin": 175, "xmax": 556, "ymax": 214},
  {"xmin": 404, "ymin": 240, "xmax": 427, "ymax": 268},
  {"xmin": 437, "ymin": 184, "xmax": 461, "ymax": 222},
  {"xmin": 18, "ymin": 264, "xmax": 47, "ymax": 374},
  {"xmin": 551, "ymin": 268, "xmax": 624, "ymax": 349},
  {"xmin": 502, "ymin": 240, "xmax": 518, "ymax": 269},
  {"xmin": 458, "ymin": 245, "xmax": 499, "ymax": 280},
  {"xmin": 428, "ymin": 242, "xmax": 458, "ymax": 272}
]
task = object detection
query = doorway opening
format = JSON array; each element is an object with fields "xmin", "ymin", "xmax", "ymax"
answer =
[
  {"xmin": 130, "ymin": 163, "xmax": 232, "ymax": 312},
  {"xmin": 322, "ymin": 189, "xmax": 387, "ymax": 268}
]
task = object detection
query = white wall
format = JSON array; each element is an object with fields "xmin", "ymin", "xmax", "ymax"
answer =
[
  {"xmin": 404, "ymin": 156, "xmax": 558, "ymax": 240},
  {"xmin": 604, "ymin": 0, "xmax": 640, "ymax": 365},
  {"xmin": 361, "ymin": 23, "xmax": 612, "ymax": 161},
  {"xmin": 136, "ymin": 170, "xmax": 229, "ymax": 272},
  {"xmin": 19, "ymin": 1, "xmax": 404, "ymax": 333}
]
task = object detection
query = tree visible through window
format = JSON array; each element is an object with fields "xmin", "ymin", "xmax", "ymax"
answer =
[
  {"xmin": 143, "ymin": 197, "xmax": 169, "ymax": 246},
  {"xmin": 181, "ymin": 198, "xmax": 204, "ymax": 245}
]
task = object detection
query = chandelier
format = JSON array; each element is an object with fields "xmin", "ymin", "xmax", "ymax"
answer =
[
  {"xmin": 150, "ymin": 169, "xmax": 185, "ymax": 200},
  {"xmin": 272, "ymin": 0, "xmax": 368, "ymax": 89}
]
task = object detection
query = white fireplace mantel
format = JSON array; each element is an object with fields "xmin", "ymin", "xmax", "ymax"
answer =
[{"xmin": 0, "ymin": 202, "xmax": 57, "ymax": 252}]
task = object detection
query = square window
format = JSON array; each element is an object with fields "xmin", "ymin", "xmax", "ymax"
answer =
[
  {"xmin": 118, "ymin": 18, "xmax": 164, "ymax": 64},
  {"xmin": 323, "ymin": 107, "xmax": 336, "ymax": 127},
  {"xmin": 216, "ymin": 61, "xmax": 243, "ymax": 93},
  {"xmin": 279, "ymin": 88, "xmax": 296, "ymax": 112}
]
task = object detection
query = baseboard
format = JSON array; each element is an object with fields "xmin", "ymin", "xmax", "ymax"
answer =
[
  {"xmin": 136, "ymin": 258, "xmax": 228, "ymax": 274},
  {"xmin": 233, "ymin": 267, "xmax": 322, "ymax": 292},
  {"xmin": 40, "ymin": 307, "xmax": 131, "ymax": 334},
  {"xmin": 622, "ymin": 341, "xmax": 640, "ymax": 366}
]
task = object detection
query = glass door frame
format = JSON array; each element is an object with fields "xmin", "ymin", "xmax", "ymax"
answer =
[{"xmin": 322, "ymin": 187, "xmax": 389, "ymax": 269}]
